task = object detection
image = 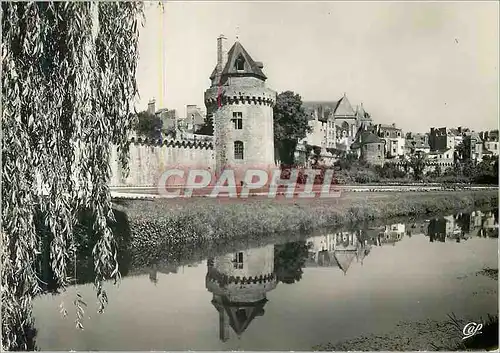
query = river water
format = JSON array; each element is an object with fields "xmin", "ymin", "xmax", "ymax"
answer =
[{"xmin": 32, "ymin": 209, "xmax": 498, "ymax": 351}]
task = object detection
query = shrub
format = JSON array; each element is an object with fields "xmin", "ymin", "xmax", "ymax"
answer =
[{"xmin": 352, "ymin": 170, "xmax": 380, "ymax": 184}]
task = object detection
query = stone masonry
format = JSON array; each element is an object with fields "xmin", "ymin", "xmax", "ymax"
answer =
[{"xmin": 205, "ymin": 36, "xmax": 277, "ymax": 184}]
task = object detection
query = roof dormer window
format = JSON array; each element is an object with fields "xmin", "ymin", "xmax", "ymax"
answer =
[{"xmin": 235, "ymin": 55, "xmax": 245, "ymax": 71}]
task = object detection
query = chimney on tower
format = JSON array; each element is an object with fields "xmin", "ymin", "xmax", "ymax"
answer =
[
  {"xmin": 148, "ymin": 99, "xmax": 156, "ymax": 115},
  {"xmin": 218, "ymin": 307, "xmax": 230, "ymax": 342},
  {"xmin": 217, "ymin": 34, "xmax": 228, "ymax": 76}
]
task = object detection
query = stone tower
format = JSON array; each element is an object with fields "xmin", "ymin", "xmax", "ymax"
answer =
[
  {"xmin": 205, "ymin": 35, "xmax": 276, "ymax": 183},
  {"xmin": 205, "ymin": 245, "xmax": 277, "ymax": 342}
]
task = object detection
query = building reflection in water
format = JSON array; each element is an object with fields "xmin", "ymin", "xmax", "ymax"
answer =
[
  {"xmin": 481, "ymin": 210, "xmax": 499, "ymax": 238},
  {"xmin": 404, "ymin": 220, "xmax": 430, "ymax": 237},
  {"xmin": 360, "ymin": 224, "xmax": 406, "ymax": 247},
  {"xmin": 205, "ymin": 245, "xmax": 277, "ymax": 342},
  {"xmin": 305, "ymin": 231, "xmax": 372, "ymax": 275},
  {"xmin": 427, "ymin": 210, "xmax": 499, "ymax": 242},
  {"xmin": 380, "ymin": 223, "xmax": 406, "ymax": 246},
  {"xmin": 147, "ymin": 262, "xmax": 181, "ymax": 284}
]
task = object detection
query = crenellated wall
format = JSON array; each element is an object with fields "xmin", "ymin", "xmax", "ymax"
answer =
[{"xmin": 110, "ymin": 138, "xmax": 215, "ymax": 187}]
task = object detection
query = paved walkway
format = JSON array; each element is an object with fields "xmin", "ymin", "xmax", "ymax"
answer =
[{"xmin": 110, "ymin": 185, "xmax": 497, "ymax": 199}]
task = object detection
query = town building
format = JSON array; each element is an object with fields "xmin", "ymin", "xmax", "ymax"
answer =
[
  {"xmin": 146, "ymin": 99, "xmax": 207, "ymax": 136},
  {"xmin": 205, "ymin": 245, "xmax": 277, "ymax": 342},
  {"xmin": 146, "ymin": 99, "xmax": 178, "ymax": 131},
  {"xmin": 301, "ymin": 101, "xmax": 336, "ymax": 149},
  {"xmin": 296, "ymin": 98, "xmax": 372, "ymax": 166},
  {"xmin": 204, "ymin": 35, "xmax": 277, "ymax": 183},
  {"xmin": 375, "ymin": 124, "xmax": 405, "ymax": 158},
  {"xmin": 429, "ymin": 127, "xmax": 456, "ymax": 151},
  {"xmin": 356, "ymin": 103, "xmax": 373, "ymax": 130},
  {"xmin": 405, "ymin": 132, "xmax": 430, "ymax": 155},
  {"xmin": 299, "ymin": 95, "xmax": 369, "ymax": 150},
  {"xmin": 481, "ymin": 130, "xmax": 499, "ymax": 157},
  {"xmin": 350, "ymin": 128, "xmax": 386, "ymax": 166},
  {"xmin": 334, "ymin": 94, "xmax": 361, "ymax": 149},
  {"xmin": 425, "ymin": 148, "xmax": 455, "ymax": 172},
  {"xmin": 177, "ymin": 105, "xmax": 206, "ymax": 133},
  {"xmin": 462, "ymin": 131, "xmax": 483, "ymax": 162}
]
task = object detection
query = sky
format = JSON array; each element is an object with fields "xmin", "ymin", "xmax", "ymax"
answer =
[{"xmin": 135, "ymin": 1, "xmax": 499, "ymax": 133}]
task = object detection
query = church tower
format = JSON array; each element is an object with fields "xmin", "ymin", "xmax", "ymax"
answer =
[
  {"xmin": 205, "ymin": 35, "xmax": 276, "ymax": 183},
  {"xmin": 205, "ymin": 245, "xmax": 277, "ymax": 342}
]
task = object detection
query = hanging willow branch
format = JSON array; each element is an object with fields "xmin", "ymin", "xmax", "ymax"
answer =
[{"xmin": 1, "ymin": 2, "xmax": 144, "ymax": 350}]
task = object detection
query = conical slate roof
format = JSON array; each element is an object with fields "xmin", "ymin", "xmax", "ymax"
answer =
[
  {"xmin": 221, "ymin": 41, "xmax": 267, "ymax": 80},
  {"xmin": 356, "ymin": 103, "xmax": 371, "ymax": 121},
  {"xmin": 212, "ymin": 297, "xmax": 267, "ymax": 337},
  {"xmin": 356, "ymin": 247, "xmax": 369, "ymax": 264},
  {"xmin": 209, "ymin": 67, "xmax": 218, "ymax": 81},
  {"xmin": 351, "ymin": 130, "xmax": 385, "ymax": 149}
]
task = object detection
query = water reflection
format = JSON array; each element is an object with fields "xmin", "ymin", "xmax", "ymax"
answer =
[
  {"xmin": 205, "ymin": 245, "xmax": 277, "ymax": 342},
  {"xmin": 427, "ymin": 210, "xmax": 498, "ymax": 243},
  {"xmin": 306, "ymin": 232, "xmax": 369, "ymax": 274},
  {"xmin": 28, "ymin": 208, "xmax": 499, "ymax": 350}
]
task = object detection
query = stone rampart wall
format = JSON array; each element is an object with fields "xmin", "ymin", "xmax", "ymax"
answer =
[{"xmin": 110, "ymin": 138, "xmax": 215, "ymax": 187}]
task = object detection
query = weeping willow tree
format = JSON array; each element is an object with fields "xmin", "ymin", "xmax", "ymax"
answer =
[{"xmin": 1, "ymin": 2, "xmax": 144, "ymax": 350}]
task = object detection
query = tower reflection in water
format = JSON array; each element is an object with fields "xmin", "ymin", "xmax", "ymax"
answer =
[
  {"xmin": 305, "ymin": 231, "xmax": 372, "ymax": 274},
  {"xmin": 205, "ymin": 245, "xmax": 277, "ymax": 342}
]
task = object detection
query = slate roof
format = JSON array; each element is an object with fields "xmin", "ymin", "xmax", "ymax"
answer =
[
  {"xmin": 356, "ymin": 103, "xmax": 371, "ymax": 121},
  {"xmin": 303, "ymin": 94, "xmax": 358, "ymax": 121},
  {"xmin": 428, "ymin": 147, "xmax": 453, "ymax": 155},
  {"xmin": 333, "ymin": 250, "xmax": 357, "ymax": 274},
  {"xmin": 464, "ymin": 131, "xmax": 482, "ymax": 142},
  {"xmin": 334, "ymin": 95, "xmax": 356, "ymax": 117},
  {"xmin": 356, "ymin": 247, "xmax": 370, "ymax": 264},
  {"xmin": 378, "ymin": 124, "xmax": 401, "ymax": 131},
  {"xmin": 212, "ymin": 297, "xmax": 267, "ymax": 337},
  {"xmin": 209, "ymin": 67, "xmax": 218, "ymax": 81},
  {"xmin": 302, "ymin": 101, "xmax": 338, "ymax": 122},
  {"xmin": 221, "ymin": 41, "xmax": 267, "ymax": 80},
  {"xmin": 405, "ymin": 139, "xmax": 430, "ymax": 149},
  {"xmin": 351, "ymin": 131, "xmax": 385, "ymax": 149}
]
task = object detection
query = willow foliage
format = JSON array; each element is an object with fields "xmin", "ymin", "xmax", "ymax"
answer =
[{"xmin": 1, "ymin": 2, "xmax": 144, "ymax": 350}]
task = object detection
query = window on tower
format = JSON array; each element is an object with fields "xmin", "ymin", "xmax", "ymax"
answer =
[
  {"xmin": 233, "ymin": 252, "xmax": 244, "ymax": 269},
  {"xmin": 234, "ymin": 141, "xmax": 244, "ymax": 159},
  {"xmin": 235, "ymin": 55, "xmax": 245, "ymax": 71},
  {"xmin": 232, "ymin": 112, "xmax": 243, "ymax": 129},
  {"xmin": 235, "ymin": 309, "xmax": 248, "ymax": 324}
]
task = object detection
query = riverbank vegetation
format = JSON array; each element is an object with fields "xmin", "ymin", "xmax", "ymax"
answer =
[
  {"xmin": 114, "ymin": 190, "xmax": 497, "ymax": 250},
  {"xmin": 330, "ymin": 154, "xmax": 499, "ymax": 185}
]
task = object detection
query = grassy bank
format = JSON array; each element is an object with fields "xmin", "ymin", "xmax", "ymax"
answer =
[{"xmin": 112, "ymin": 190, "xmax": 497, "ymax": 252}]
